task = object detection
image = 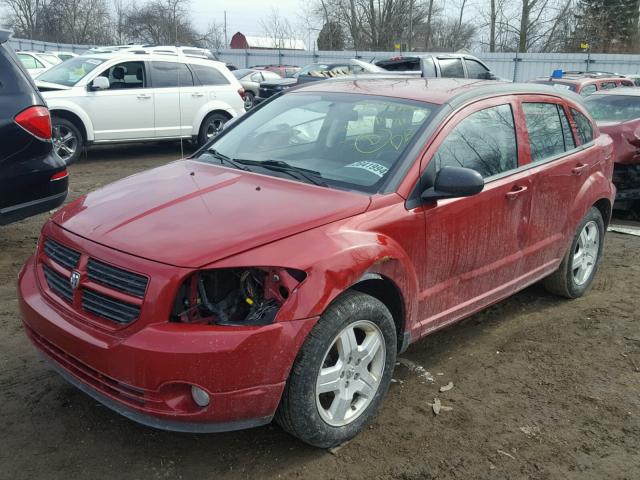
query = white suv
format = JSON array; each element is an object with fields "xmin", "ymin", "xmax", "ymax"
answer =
[{"xmin": 35, "ymin": 52, "xmax": 245, "ymax": 164}]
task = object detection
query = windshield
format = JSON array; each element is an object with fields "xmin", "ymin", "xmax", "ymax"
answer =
[
  {"xmin": 233, "ymin": 69, "xmax": 253, "ymax": 79},
  {"xmin": 196, "ymin": 92, "xmax": 436, "ymax": 193},
  {"xmin": 585, "ymin": 94, "xmax": 640, "ymax": 122},
  {"xmin": 38, "ymin": 53, "xmax": 62, "ymax": 65},
  {"xmin": 37, "ymin": 57, "xmax": 106, "ymax": 86}
]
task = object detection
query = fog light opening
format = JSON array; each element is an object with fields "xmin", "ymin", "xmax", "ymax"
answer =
[{"xmin": 191, "ymin": 385, "xmax": 210, "ymax": 407}]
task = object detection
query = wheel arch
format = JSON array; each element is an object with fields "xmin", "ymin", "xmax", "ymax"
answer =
[
  {"xmin": 51, "ymin": 109, "xmax": 89, "ymax": 144},
  {"xmin": 193, "ymin": 105, "xmax": 236, "ymax": 136},
  {"xmin": 593, "ymin": 197, "xmax": 612, "ymax": 228},
  {"xmin": 348, "ymin": 274, "xmax": 408, "ymax": 353}
]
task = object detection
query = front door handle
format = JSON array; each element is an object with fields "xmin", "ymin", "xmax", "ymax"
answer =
[
  {"xmin": 137, "ymin": 94, "xmax": 151, "ymax": 99},
  {"xmin": 572, "ymin": 163, "xmax": 589, "ymax": 175},
  {"xmin": 506, "ymin": 185, "xmax": 528, "ymax": 200},
  {"xmin": 192, "ymin": 92, "xmax": 205, "ymax": 97}
]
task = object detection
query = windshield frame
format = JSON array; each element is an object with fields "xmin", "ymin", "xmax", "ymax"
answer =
[
  {"xmin": 584, "ymin": 93, "xmax": 640, "ymax": 123},
  {"xmin": 192, "ymin": 91, "xmax": 440, "ymax": 195}
]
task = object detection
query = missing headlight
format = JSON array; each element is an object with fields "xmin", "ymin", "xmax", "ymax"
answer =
[{"xmin": 171, "ymin": 267, "xmax": 306, "ymax": 326}]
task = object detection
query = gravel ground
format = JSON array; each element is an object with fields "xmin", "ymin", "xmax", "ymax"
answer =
[{"xmin": 1, "ymin": 142, "xmax": 638, "ymax": 480}]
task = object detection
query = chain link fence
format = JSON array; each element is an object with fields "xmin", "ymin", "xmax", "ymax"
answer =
[{"xmin": 9, "ymin": 37, "xmax": 640, "ymax": 82}]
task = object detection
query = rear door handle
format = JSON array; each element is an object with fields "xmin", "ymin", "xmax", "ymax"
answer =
[
  {"xmin": 137, "ymin": 94, "xmax": 151, "ymax": 99},
  {"xmin": 572, "ymin": 163, "xmax": 589, "ymax": 175},
  {"xmin": 506, "ymin": 185, "xmax": 528, "ymax": 200},
  {"xmin": 192, "ymin": 92, "xmax": 205, "ymax": 97}
]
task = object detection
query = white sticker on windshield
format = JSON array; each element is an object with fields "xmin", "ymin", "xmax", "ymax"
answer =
[{"xmin": 344, "ymin": 161, "xmax": 389, "ymax": 178}]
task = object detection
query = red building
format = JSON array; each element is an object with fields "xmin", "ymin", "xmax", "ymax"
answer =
[{"xmin": 230, "ymin": 32, "xmax": 305, "ymax": 50}]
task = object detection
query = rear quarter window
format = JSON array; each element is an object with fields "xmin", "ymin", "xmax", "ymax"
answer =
[
  {"xmin": 191, "ymin": 64, "xmax": 230, "ymax": 85},
  {"xmin": 523, "ymin": 103, "xmax": 575, "ymax": 162},
  {"xmin": 571, "ymin": 109, "xmax": 595, "ymax": 145}
]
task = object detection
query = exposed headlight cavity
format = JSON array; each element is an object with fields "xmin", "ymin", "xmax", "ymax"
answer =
[{"xmin": 171, "ymin": 267, "xmax": 306, "ymax": 326}]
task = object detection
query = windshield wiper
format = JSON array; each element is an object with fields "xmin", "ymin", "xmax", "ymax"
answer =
[
  {"xmin": 235, "ymin": 159, "xmax": 328, "ymax": 187},
  {"xmin": 205, "ymin": 149, "xmax": 251, "ymax": 171}
]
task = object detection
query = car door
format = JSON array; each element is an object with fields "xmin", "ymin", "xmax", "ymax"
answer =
[
  {"xmin": 82, "ymin": 60, "xmax": 154, "ymax": 141},
  {"xmin": 150, "ymin": 61, "xmax": 197, "ymax": 138},
  {"xmin": 414, "ymin": 97, "xmax": 533, "ymax": 333},
  {"xmin": 520, "ymin": 98, "xmax": 601, "ymax": 270}
]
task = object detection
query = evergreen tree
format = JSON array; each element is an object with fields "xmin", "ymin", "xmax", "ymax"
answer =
[
  {"xmin": 317, "ymin": 21, "xmax": 345, "ymax": 51},
  {"xmin": 573, "ymin": 0, "xmax": 640, "ymax": 52}
]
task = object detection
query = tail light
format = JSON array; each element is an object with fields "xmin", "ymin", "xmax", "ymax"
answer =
[
  {"xmin": 50, "ymin": 169, "xmax": 68, "ymax": 181},
  {"xmin": 238, "ymin": 87, "xmax": 246, "ymax": 100},
  {"xmin": 15, "ymin": 106, "xmax": 52, "ymax": 140}
]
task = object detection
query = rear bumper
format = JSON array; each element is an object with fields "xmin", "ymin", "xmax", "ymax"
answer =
[
  {"xmin": 0, "ymin": 189, "xmax": 67, "ymax": 226},
  {"xmin": 18, "ymin": 255, "xmax": 318, "ymax": 432}
]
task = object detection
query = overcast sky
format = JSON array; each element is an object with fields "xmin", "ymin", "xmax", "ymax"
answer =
[{"xmin": 190, "ymin": 0, "xmax": 306, "ymax": 38}]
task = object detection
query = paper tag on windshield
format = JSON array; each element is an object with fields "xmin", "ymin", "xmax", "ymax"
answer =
[{"xmin": 344, "ymin": 161, "xmax": 389, "ymax": 178}]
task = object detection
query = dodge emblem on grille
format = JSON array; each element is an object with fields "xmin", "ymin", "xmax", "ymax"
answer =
[{"xmin": 70, "ymin": 271, "xmax": 81, "ymax": 290}]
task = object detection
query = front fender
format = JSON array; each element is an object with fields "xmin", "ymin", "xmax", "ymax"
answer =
[
  {"xmin": 48, "ymin": 100, "xmax": 95, "ymax": 141},
  {"xmin": 209, "ymin": 218, "xmax": 419, "ymax": 333},
  {"xmin": 192, "ymin": 101, "xmax": 243, "ymax": 135}
]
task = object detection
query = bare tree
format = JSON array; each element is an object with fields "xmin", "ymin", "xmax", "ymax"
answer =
[
  {"xmin": 1, "ymin": 0, "xmax": 48, "ymax": 38},
  {"xmin": 199, "ymin": 20, "xmax": 225, "ymax": 50},
  {"xmin": 260, "ymin": 7, "xmax": 296, "ymax": 49}
]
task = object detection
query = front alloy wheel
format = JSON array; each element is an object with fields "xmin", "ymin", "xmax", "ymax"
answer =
[
  {"xmin": 276, "ymin": 290, "xmax": 396, "ymax": 448},
  {"xmin": 316, "ymin": 320, "xmax": 385, "ymax": 426},
  {"xmin": 52, "ymin": 118, "xmax": 81, "ymax": 165},
  {"xmin": 572, "ymin": 220, "xmax": 600, "ymax": 286}
]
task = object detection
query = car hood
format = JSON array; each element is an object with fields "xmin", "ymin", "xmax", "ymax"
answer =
[
  {"xmin": 36, "ymin": 81, "xmax": 72, "ymax": 92},
  {"xmin": 52, "ymin": 160, "xmax": 371, "ymax": 268}
]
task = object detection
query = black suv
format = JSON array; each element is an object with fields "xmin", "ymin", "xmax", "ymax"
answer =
[{"xmin": 0, "ymin": 30, "xmax": 68, "ymax": 225}]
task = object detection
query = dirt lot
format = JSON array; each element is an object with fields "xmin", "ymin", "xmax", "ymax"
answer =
[{"xmin": 1, "ymin": 143, "xmax": 639, "ymax": 480}]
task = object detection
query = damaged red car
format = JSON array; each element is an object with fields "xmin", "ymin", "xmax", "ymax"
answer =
[
  {"xmin": 19, "ymin": 78, "xmax": 615, "ymax": 448},
  {"xmin": 584, "ymin": 88, "xmax": 640, "ymax": 213}
]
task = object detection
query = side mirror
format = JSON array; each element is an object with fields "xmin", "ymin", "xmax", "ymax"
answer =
[
  {"xmin": 421, "ymin": 166, "xmax": 484, "ymax": 202},
  {"xmin": 89, "ymin": 76, "xmax": 109, "ymax": 91},
  {"xmin": 481, "ymin": 71, "xmax": 497, "ymax": 80}
]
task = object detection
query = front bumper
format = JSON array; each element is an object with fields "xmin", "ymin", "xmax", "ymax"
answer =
[{"xmin": 19, "ymin": 255, "xmax": 317, "ymax": 432}]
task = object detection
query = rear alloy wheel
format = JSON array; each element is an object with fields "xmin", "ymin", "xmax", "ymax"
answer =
[
  {"xmin": 244, "ymin": 91, "xmax": 255, "ymax": 110},
  {"xmin": 198, "ymin": 113, "xmax": 228, "ymax": 146},
  {"xmin": 52, "ymin": 118, "xmax": 82, "ymax": 166},
  {"xmin": 543, "ymin": 207, "xmax": 605, "ymax": 298},
  {"xmin": 276, "ymin": 290, "xmax": 396, "ymax": 448}
]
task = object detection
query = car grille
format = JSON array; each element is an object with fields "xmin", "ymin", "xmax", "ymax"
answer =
[
  {"xmin": 41, "ymin": 236, "xmax": 146, "ymax": 326},
  {"xmin": 42, "ymin": 264, "xmax": 73, "ymax": 302},
  {"xmin": 43, "ymin": 239, "xmax": 80, "ymax": 270},
  {"xmin": 81, "ymin": 289, "xmax": 140, "ymax": 324},
  {"xmin": 87, "ymin": 258, "xmax": 148, "ymax": 298}
]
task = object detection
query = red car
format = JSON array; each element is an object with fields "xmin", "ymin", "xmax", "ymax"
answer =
[
  {"xmin": 530, "ymin": 71, "xmax": 633, "ymax": 96},
  {"xmin": 19, "ymin": 78, "xmax": 615, "ymax": 448},
  {"xmin": 584, "ymin": 88, "xmax": 640, "ymax": 212}
]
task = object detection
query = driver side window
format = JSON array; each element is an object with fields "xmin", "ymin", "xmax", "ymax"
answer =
[
  {"xmin": 96, "ymin": 61, "xmax": 146, "ymax": 90},
  {"xmin": 432, "ymin": 104, "xmax": 518, "ymax": 178}
]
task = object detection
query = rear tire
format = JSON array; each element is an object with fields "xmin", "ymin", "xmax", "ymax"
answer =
[
  {"xmin": 244, "ymin": 91, "xmax": 255, "ymax": 110},
  {"xmin": 543, "ymin": 207, "xmax": 605, "ymax": 298},
  {"xmin": 52, "ymin": 117, "xmax": 82, "ymax": 166},
  {"xmin": 275, "ymin": 290, "xmax": 396, "ymax": 448},
  {"xmin": 197, "ymin": 112, "xmax": 229, "ymax": 146}
]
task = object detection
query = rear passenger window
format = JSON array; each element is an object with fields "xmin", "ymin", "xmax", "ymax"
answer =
[
  {"xmin": 571, "ymin": 109, "xmax": 594, "ymax": 144},
  {"xmin": 601, "ymin": 81, "xmax": 617, "ymax": 90},
  {"xmin": 151, "ymin": 62, "xmax": 194, "ymax": 87},
  {"xmin": 191, "ymin": 64, "xmax": 230, "ymax": 85},
  {"xmin": 523, "ymin": 103, "xmax": 572, "ymax": 162},
  {"xmin": 438, "ymin": 58, "xmax": 465, "ymax": 78},
  {"xmin": 433, "ymin": 104, "xmax": 518, "ymax": 178}
]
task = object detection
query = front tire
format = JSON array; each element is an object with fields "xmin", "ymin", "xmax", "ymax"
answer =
[
  {"xmin": 276, "ymin": 290, "xmax": 397, "ymax": 448},
  {"xmin": 543, "ymin": 207, "xmax": 605, "ymax": 298},
  {"xmin": 52, "ymin": 117, "xmax": 82, "ymax": 166},
  {"xmin": 244, "ymin": 91, "xmax": 255, "ymax": 110},
  {"xmin": 197, "ymin": 112, "xmax": 229, "ymax": 146}
]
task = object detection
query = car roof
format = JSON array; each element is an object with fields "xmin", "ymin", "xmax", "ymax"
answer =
[
  {"xmin": 292, "ymin": 77, "xmax": 583, "ymax": 106},
  {"xmin": 590, "ymin": 86, "xmax": 640, "ymax": 97},
  {"xmin": 74, "ymin": 52, "xmax": 227, "ymax": 68}
]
